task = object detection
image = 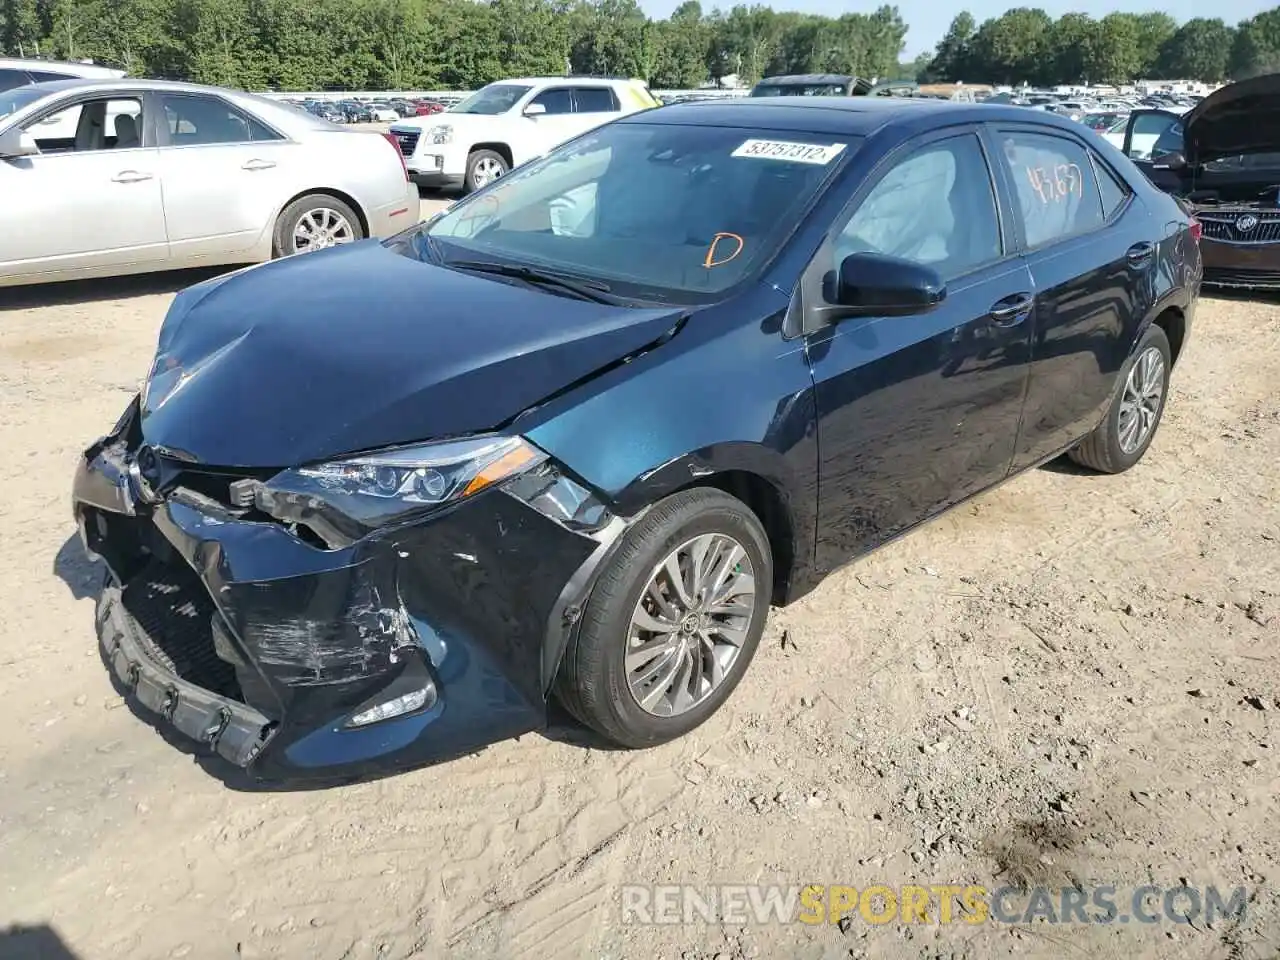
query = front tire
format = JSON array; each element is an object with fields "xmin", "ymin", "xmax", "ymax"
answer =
[
  {"xmin": 272, "ymin": 194, "xmax": 363, "ymax": 257},
  {"xmin": 464, "ymin": 149, "xmax": 509, "ymax": 193},
  {"xmin": 1069, "ymin": 324, "xmax": 1172, "ymax": 473},
  {"xmin": 555, "ymin": 488, "xmax": 772, "ymax": 748}
]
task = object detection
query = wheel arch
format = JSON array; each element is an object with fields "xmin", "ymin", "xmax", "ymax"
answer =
[
  {"xmin": 1150, "ymin": 305, "xmax": 1186, "ymax": 367},
  {"xmin": 469, "ymin": 141, "xmax": 514, "ymax": 169},
  {"xmin": 271, "ymin": 187, "xmax": 371, "ymax": 252},
  {"xmin": 609, "ymin": 445, "xmax": 814, "ymax": 607}
]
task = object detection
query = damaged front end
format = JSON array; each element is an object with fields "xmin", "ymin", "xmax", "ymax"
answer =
[{"xmin": 74, "ymin": 396, "xmax": 622, "ymax": 782}]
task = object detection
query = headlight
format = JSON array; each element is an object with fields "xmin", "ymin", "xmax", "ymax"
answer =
[
  {"xmin": 426, "ymin": 124, "xmax": 453, "ymax": 145},
  {"xmin": 255, "ymin": 436, "xmax": 546, "ymax": 547}
]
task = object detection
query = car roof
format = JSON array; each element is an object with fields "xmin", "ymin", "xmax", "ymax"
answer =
[
  {"xmin": 0, "ymin": 57, "xmax": 124, "ymax": 77},
  {"xmin": 756, "ymin": 74, "xmax": 855, "ymax": 85},
  {"xmin": 502, "ymin": 77, "xmax": 633, "ymax": 87},
  {"xmin": 19, "ymin": 77, "xmax": 256, "ymax": 96},
  {"xmin": 630, "ymin": 96, "xmax": 1086, "ymax": 138}
]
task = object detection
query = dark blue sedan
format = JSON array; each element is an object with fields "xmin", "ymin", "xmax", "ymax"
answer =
[{"xmin": 73, "ymin": 97, "xmax": 1202, "ymax": 782}]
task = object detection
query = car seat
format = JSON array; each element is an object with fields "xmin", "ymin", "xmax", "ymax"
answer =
[{"xmin": 114, "ymin": 113, "xmax": 140, "ymax": 149}]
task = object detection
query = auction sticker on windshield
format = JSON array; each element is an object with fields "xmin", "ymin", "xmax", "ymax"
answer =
[{"xmin": 731, "ymin": 139, "xmax": 847, "ymax": 164}]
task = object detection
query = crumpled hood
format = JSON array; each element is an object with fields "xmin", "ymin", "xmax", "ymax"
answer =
[
  {"xmin": 1184, "ymin": 73, "xmax": 1280, "ymax": 164},
  {"xmin": 139, "ymin": 241, "xmax": 683, "ymax": 468}
]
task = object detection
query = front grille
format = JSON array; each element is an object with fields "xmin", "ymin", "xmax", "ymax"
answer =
[
  {"xmin": 1197, "ymin": 211, "xmax": 1280, "ymax": 244},
  {"xmin": 393, "ymin": 129, "xmax": 420, "ymax": 156},
  {"xmin": 121, "ymin": 559, "xmax": 241, "ymax": 699}
]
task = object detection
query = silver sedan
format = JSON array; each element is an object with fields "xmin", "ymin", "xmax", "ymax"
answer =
[{"xmin": 0, "ymin": 78, "xmax": 420, "ymax": 287}]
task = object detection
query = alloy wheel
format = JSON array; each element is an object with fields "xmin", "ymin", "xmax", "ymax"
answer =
[
  {"xmin": 1118, "ymin": 345, "xmax": 1165, "ymax": 454},
  {"xmin": 625, "ymin": 533, "xmax": 758, "ymax": 717},
  {"xmin": 472, "ymin": 156, "xmax": 505, "ymax": 187},
  {"xmin": 292, "ymin": 208, "xmax": 356, "ymax": 254}
]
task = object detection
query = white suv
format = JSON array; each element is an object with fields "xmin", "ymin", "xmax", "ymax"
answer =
[{"xmin": 390, "ymin": 77, "xmax": 660, "ymax": 193}]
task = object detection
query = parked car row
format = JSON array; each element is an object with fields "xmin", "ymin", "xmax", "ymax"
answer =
[{"xmin": 281, "ymin": 95, "xmax": 449, "ymax": 123}]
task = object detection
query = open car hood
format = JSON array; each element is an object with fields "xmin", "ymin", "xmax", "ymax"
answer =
[{"xmin": 1184, "ymin": 73, "xmax": 1280, "ymax": 165}]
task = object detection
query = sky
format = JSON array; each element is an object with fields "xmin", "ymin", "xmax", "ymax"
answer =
[{"xmin": 640, "ymin": 0, "xmax": 1279, "ymax": 59}]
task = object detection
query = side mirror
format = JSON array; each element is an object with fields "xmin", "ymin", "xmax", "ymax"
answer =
[
  {"xmin": 1152, "ymin": 151, "xmax": 1187, "ymax": 171},
  {"xmin": 834, "ymin": 253, "xmax": 945, "ymax": 315},
  {"xmin": 523, "ymin": 103, "xmax": 547, "ymax": 117},
  {"xmin": 0, "ymin": 127, "xmax": 39, "ymax": 159}
]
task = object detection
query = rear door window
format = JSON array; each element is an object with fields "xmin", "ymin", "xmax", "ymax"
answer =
[
  {"xmin": 0, "ymin": 68, "xmax": 29, "ymax": 92},
  {"xmin": 159, "ymin": 94, "xmax": 281, "ymax": 145},
  {"xmin": 996, "ymin": 131, "xmax": 1105, "ymax": 248},
  {"xmin": 572, "ymin": 87, "xmax": 619, "ymax": 113}
]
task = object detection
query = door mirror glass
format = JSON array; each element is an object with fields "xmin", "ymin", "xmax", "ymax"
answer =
[
  {"xmin": 0, "ymin": 126, "xmax": 38, "ymax": 158},
  {"xmin": 835, "ymin": 252, "xmax": 945, "ymax": 315},
  {"xmin": 523, "ymin": 102, "xmax": 547, "ymax": 116}
]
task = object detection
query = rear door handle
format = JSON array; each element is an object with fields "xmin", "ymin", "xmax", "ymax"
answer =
[
  {"xmin": 988, "ymin": 293, "xmax": 1034, "ymax": 326},
  {"xmin": 111, "ymin": 170, "xmax": 153, "ymax": 183},
  {"xmin": 241, "ymin": 159, "xmax": 277, "ymax": 171},
  {"xmin": 1127, "ymin": 241, "xmax": 1155, "ymax": 265}
]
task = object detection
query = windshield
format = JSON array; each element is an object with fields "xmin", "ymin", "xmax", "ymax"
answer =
[
  {"xmin": 449, "ymin": 84, "xmax": 532, "ymax": 115},
  {"xmin": 752, "ymin": 83, "xmax": 847, "ymax": 97},
  {"xmin": 423, "ymin": 122, "xmax": 855, "ymax": 301},
  {"xmin": 0, "ymin": 86, "xmax": 47, "ymax": 120}
]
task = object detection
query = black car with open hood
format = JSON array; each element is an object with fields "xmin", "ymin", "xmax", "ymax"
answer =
[{"xmin": 1122, "ymin": 73, "xmax": 1280, "ymax": 289}]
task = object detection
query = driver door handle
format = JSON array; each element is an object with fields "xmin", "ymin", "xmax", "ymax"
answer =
[
  {"xmin": 111, "ymin": 170, "xmax": 153, "ymax": 183},
  {"xmin": 241, "ymin": 158, "xmax": 277, "ymax": 171},
  {"xmin": 988, "ymin": 293, "xmax": 1034, "ymax": 326}
]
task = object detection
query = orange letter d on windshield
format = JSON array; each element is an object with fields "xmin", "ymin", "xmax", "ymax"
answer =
[{"xmin": 704, "ymin": 232, "xmax": 744, "ymax": 268}]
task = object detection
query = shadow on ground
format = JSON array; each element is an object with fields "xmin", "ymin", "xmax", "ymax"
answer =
[
  {"xmin": 53, "ymin": 533, "xmax": 103, "ymax": 602},
  {"xmin": 0, "ymin": 924, "xmax": 81, "ymax": 960},
  {"xmin": 2, "ymin": 267, "xmax": 235, "ymax": 311}
]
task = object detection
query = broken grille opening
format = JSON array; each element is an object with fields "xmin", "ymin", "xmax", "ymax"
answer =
[{"xmin": 121, "ymin": 558, "xmax": 243, "ymax": 701}]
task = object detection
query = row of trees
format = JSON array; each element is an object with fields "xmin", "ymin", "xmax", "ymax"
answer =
[
  {"xmin": 921, "ymin": 7, "xmax": 1280, "ymax": 86},
  {"xmin": 3, "ymin": 0, "xmax": 1279, "ymax": 91},
  {"xmin": 0, "ymin": 0, "xmax": 908, "ymax": 91}
]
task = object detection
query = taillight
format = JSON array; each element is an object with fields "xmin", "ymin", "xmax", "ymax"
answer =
[
  {"xmin": 1189, "ymin": 217, "xmax": 1202, "ymax": 242},
  {"xmin": 382, "ymin": 131, "xmax": 409, "ymax": 182}
]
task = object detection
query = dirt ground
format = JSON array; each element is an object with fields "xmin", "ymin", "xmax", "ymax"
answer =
[{"xmin": 1, "ymin": 208, "xmax": 1277, "ymax": 960}]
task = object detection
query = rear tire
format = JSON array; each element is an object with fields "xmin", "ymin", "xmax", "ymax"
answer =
[
  {"xmin": 272, "ymin": 194, "xmax": 363, "ymax": 258},
  {"xmin": 1069, "ymin": 324, "xmax": 1172, "ymax": 473},
  {"xmin": 464, "ymin": 149, "xmax": 509, "ymax": 193},
  {"xmin": 555, "ymin": 488, "xmax": 772, "ymax": 749}
]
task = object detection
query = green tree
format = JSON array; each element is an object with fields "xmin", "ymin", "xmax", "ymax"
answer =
[
  {"xmin": 1158, "ymin": 18, "xmax": 1234, "ymax": 81},
  {"xmin": 1, "ymin": 0, "xmax": 40, "ymax": 55},
  {"xmin": 966, "ymin": 7, "xmax": 1052, "ymax": 86},
  {"xmin": 1047, "ymin": 12, "xmax": 1096, "ymax": 85},
  {"xmin": 1231, "ymin": 9, "xmax": 1280, "ymax": 79},
  {"xmin": 1082, "ymin": 13, "xmax": 1142, "ymax": 85},
  {"xmin": 920, "ymin": 11, "xmax": 974, "ymax": 82},
  {"xmin": 1132, "ymin": 12, "xmax": 1176, "ymax": 76}
]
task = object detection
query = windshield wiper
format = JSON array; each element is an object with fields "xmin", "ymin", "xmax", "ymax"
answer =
[{"xmin": 447, "ymin": 259, "xmax": 623, "ymax": 304}]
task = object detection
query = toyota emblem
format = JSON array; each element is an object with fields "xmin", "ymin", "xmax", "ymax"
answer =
[{"xmin": 1236, "ymin": 214, "xmax": 1259, "ymax": 232}]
